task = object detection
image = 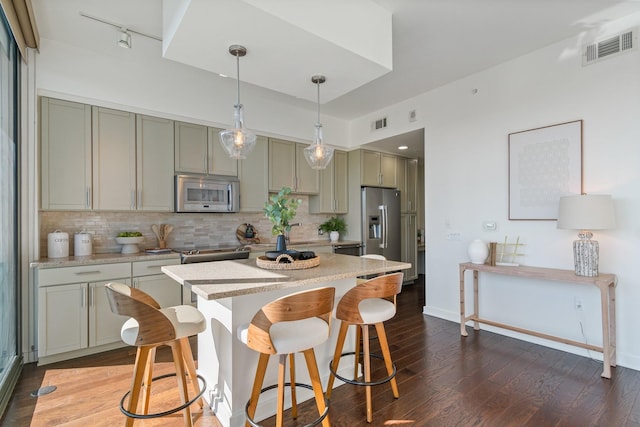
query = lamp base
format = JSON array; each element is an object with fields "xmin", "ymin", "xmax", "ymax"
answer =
[{"xmin": 573, "ymin": 238, "xmax": 599, "ymax": 277}]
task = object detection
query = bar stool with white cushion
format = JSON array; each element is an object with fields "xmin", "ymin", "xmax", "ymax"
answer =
[
  {"xmin": 325, "ymin": 272, "xmax": 403, "ymax": 423},
  {"xmin": 104, "ymin": 282, "xmax": 206, "ymax": 427},
  {"xmin": 237, "ymin": 286, "xmax": 335, "ymax": 427}
]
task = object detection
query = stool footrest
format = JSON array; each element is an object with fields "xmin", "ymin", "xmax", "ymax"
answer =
[
  {"xmin": 120, "ymin": 372, "xmax": 207, "ymax": 420},
  {"xmin": 329, "ymin": 351, "xmax": 397, "ymax": 387},
  {"xmin": 245, "ymin": 382, "xmax": 330, "ymax": 427}
]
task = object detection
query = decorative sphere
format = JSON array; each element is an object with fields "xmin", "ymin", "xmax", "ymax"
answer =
[{"xmin": 468, "ymin": 239, "xmax": 489, "ymax": 264}]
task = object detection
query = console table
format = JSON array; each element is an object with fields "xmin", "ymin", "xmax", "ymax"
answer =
[{"xmin": 459, "ymin": 262, "xmax": 617, "ymax": 378}]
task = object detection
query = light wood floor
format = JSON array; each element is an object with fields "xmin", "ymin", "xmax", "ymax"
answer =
[{"xmin": 3, "ymin": 276, "xmax": 640, "ymax": 426}]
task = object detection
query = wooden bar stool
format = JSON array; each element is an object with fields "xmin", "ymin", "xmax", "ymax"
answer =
[
  {"xmin": 237, "ymin": 287, "xmax": 335, "ymax": 427},
  {"xmin": 325, "ymin": 272, "xmax": 403, "ymax": 423},
  {"xmin": 105, "ymin": 282, "xmax": 207, "ymax": 427}
]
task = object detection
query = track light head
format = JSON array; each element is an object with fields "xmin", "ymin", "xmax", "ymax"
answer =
[{"xmin": 118, "ymin": 29, "xmax": 131, "ymax": 49}]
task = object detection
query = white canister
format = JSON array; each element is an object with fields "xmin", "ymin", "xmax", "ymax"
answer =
[
  {"xmin": 48, "ymin": 230, "xmax": 69, "ymax": 258},
  {"xmin": 74, "ymin": 231, "xmax": 93, "ymax": 256}
]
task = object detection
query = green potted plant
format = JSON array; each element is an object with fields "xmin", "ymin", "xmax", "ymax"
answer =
[
  {"xmin": 320, "ymin": 216, "xmax": 347, "ymax": 242},
  {"xmin": 263, "ymin": 187, "xmax": 302, "ymax": 251}
]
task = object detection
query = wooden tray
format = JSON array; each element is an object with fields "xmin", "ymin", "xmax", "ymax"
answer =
[
  {"xmin": 236, "ymin": 224, "xmax": 261, "ymax": 245},
  {"xmin": 256, "ymin": 255, "xmax": 319, "ymax": 270}
]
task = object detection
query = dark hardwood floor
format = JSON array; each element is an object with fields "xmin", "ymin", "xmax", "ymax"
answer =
[{"xmin": 3, "ymin": 275, "xmax": 640, "ymax": 426}]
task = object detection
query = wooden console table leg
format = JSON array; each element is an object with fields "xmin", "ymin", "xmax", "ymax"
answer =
[
  {"xmin": 610, "ymin": 283, "xmax": 617, "ymax": 367},
  {"xmin": 460, "ymin": 265, "xmax": 468, "ymax": 336},
  {"xmin": 473, "ymin": 270, "xmax": 480, "ymax": 331},
  {"xmin": 600, "ymin": 283, "xmax": 613, "ymax": 379}
]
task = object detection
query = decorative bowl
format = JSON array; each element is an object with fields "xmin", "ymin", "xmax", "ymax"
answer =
[{"xmin": 115, "ymin": 236, "xmax": 145, "ymax": 254}]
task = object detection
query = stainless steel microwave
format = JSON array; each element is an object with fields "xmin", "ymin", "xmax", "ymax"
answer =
[{"xmin": 175, "ymin": 174, "xmax": 240, "ymax": 213}]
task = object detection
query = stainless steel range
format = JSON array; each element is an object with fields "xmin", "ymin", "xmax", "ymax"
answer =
[
  {"xmin": 175, "ymin": 246, "xmax": 251, "ymax": 264},
  {"xmin": 173, "ymin": 245, "xmax": 251, "ymax": 305}
]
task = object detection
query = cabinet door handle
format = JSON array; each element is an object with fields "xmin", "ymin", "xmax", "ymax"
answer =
[
  {"xmin": 74, "ymin": 270, "xmax": 100, "ymax": 275},
  {"xmin": 408, "ymin": 201, "xmax": 412, "ymax": 211},
  {"xmin": 131, "ymin": 191, "xmax": 135, "ymax": 209},
  {"xmin": 89, "ymin": 286, "xmax": 95, "ymax": 307},
  {"xmin": 146, "ymin": 265, "xmax": 161, "ymax": 270},
  {"xmin": 81, "ymin": 287, "xmax": 87, "ymax": 308}
]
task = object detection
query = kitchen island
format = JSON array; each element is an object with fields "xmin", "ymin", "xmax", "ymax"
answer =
[{"xmin": 162, "ymin": 253, "xmax": 410, "ymax": 427}]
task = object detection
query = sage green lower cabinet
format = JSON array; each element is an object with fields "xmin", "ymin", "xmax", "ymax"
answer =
[
  {"xmin": 36, "ymin": 257, "xmax": 181, "ymax": 365},
  {"xmin": 37, "ymin": 262, "xmax": 131, "ymax": 364},
  {"xmin": 132, "ymin": 259, "xmax": 181, "ymax": 308}
]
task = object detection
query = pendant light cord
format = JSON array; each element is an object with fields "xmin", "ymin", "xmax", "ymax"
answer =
[
  {"xmin": 235, "ymin": 52, "xmax": 241, "ymax": 108},
  {"xmin": 316, "ymin": 80, "xmax": 321, "ymax": 126}
]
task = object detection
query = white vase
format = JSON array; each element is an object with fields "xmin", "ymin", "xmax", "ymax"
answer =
[
  {"xmin": 468, "ymin": 239, "xmax": 488, "ymax": 264},
  {"xmin": 329, "ymin": 231, "xmax": 339, "ymax": 242}
]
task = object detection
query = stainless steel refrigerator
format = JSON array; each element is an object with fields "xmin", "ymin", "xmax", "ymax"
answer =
[{"xmin": 361, "ymin": 187, "xmax": 401, "ymax": 261}]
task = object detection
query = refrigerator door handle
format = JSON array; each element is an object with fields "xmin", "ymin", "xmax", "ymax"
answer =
[{"xmin": 379, "ymin": 204, "xmax": 388, "ymax": 248}]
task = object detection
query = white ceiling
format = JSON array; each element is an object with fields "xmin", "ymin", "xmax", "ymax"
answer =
[{"xmin": 31, "ymin": 0, "xmax": 640, "ymax": 158}]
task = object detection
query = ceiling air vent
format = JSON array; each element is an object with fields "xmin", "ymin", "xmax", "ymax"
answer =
[
  {"xmin": 372, "ymin": 117, "xmax": 387, "ymax": 131},
  {"xmin": 583, "ymin": 28, "xmax": 637, "ymax": 66}
]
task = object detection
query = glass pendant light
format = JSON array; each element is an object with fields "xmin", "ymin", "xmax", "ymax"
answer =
[
  {"xmin": 304, "ymin": 75, "xmax": 334, "ymax": 170},
  {"xmin": 219, "ymin": 45, "xmax": 257, "ymax": 159}
]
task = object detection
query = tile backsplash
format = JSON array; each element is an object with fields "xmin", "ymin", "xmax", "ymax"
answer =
[{"xmin": 39, "ymin": 195, "xmax": 335, "ymax": 256}]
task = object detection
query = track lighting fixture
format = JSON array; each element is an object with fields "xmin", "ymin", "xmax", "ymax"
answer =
[
  {"xmin": 80, "ymin": 12, "xmax": 161, "ymax": 49},
  {"xmin": 118, "ymin": 29, "xmax": 131, "ymax": 49}
]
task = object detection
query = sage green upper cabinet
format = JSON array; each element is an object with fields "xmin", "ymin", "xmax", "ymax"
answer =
[
  {"xmin": 269, "ymin": 138, "xmax": 295, "ymax": 190},
  {"xmin": 360, "ymin": 150, "xmax": 398, "ymax": 188},
  {"xmin": 398, "ymin": 157, "xmax": 418, "ymax": 213},
  {"xmin": 239, "ymin": 136, "xmax": 268, "ymax": 212},
  {"xmin": 309, "ymin": 150, "xmax": 348, "ymax": 214},
  {"xmin": 174, "ymin": 121, "xmax": 207, "ymax": 174},
  {"xmin": 268, "ymin": 138, "xmax": 319, "ymax": 194},
  {"xmin": 174, "ymin": 121, "xmax": 237, "ymax": 176},
  {"xmin": 40, "ymin": 97, "xmax": 92, "ymax": 210},
  {"xmin": 136, "ymin": 115, "xmax": 175, "ymax": 211},
  {"xmin": 92, "ymin": 107, "xmax": 136, "ymax": 210},
  {"xmin": 208, "ymin": 127, "xmax": 238, "ymax": 176}
]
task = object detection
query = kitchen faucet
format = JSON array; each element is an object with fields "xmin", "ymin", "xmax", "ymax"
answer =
[{"xmin": 285, "ymin": 223, "xmax": 301, "ymax": 243}]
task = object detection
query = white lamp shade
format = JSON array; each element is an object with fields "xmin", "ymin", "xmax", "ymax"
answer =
[{"xmin": 557, "ymin": 194, "xmax": 616, "ymax": 230}]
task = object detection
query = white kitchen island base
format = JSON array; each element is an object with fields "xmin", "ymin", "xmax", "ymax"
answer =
[
  {"xmin": 198, "ymin": 278, "xmax": 356, "ymax": 427},
  {"xmin": 162, "ymin": 253, "xmax": 411, "ymax": 427}
]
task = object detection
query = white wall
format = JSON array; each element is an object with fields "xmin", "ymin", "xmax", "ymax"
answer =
[
  {"xmin": 350, "ymin": 15, "xmax": 640, "ymax": 370},
  {"xmin": 35, "ymin": 38, "xmax": 349, "ymax": 145},
  {"xmin": 32, "ymin": 16, "xmax": 640, "ymax": 371}
]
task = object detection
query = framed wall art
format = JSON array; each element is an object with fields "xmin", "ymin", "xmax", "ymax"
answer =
[{"xmin": 508, "ymin": 120, "xmax": 583, "ymax": 220}]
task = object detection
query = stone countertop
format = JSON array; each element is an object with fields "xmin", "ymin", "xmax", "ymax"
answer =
[
  {"xmin": 161, "ymin": 252, "xmax": 410, "ymax": 300},
  {"xmin": 29, "ymin": 240, "xmax": 362, "ymax": 269},
  {"xmin": 30, "ymin": 251, "xmax": 181, "ymax": 269}
]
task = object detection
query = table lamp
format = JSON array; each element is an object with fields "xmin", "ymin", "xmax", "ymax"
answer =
[{"xmin": 557, "ymin": 194, "xmax": 615, "ymax": 277}]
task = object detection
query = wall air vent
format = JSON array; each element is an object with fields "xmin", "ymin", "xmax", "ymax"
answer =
[
  {"xmin": 372, "ymin": 117, "xmax": 387, "ymax": 131},
  {"xmin": 583, "ymin": 28, "xmax": 637, "ymax": 66}
]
